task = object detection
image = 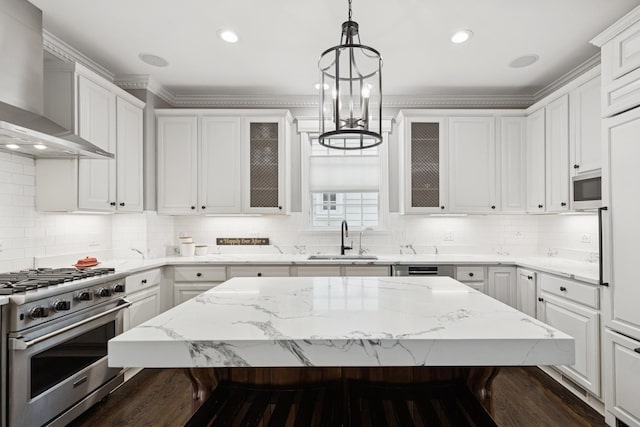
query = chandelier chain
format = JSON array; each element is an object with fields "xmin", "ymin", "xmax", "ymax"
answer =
[{"xmin": 348, "ymin": 0, "xmax": 352, "ymax": 20}]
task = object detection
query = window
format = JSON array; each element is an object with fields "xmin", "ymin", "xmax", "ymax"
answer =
[{"xmin": 302, "ymin": 133, "xmax": 388, "ymax": 230}]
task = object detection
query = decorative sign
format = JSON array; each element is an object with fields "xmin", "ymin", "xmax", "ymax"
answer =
[{"xmin": 216, "ymin": 237, "xmax": 270, "ymax": 246}]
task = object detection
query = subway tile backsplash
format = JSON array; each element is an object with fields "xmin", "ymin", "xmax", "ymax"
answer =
[{"xmin": 0, "ymin": 153, "xmax": 599, "ymax": 270}]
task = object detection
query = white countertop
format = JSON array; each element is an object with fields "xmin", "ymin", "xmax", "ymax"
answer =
[
  {"xmin": 0, "ymin": 296, "xmax": 9, "ymax": 306},
  {"xmin": 100, "ymin": 254, "xmax": 599, "ymax": 284},
  {"xmin": 108, "ymin": 276, "xmax": 574, "ymax": 368}
]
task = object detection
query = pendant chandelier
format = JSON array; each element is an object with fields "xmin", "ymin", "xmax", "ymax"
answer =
[{"xmin": 318, "ymin": 0, "xmax": 383, "ymax": 150}]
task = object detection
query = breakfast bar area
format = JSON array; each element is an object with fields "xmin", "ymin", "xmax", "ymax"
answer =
[{"xmin": 108, "ymin": 276, "xmax": 574, "ymax": 425}]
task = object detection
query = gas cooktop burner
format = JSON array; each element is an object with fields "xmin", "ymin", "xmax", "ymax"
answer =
[{"xmin": 0, "ymin": 267, "xmax": 115, "ymax": 294}]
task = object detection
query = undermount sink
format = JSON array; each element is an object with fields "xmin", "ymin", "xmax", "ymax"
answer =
[{"xmin": 307, "ymin": 255, "xmax": 378, "ymax": 260}]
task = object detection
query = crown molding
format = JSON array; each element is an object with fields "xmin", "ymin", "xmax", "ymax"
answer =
[
  {"xmin": 113, "ymin": 74, "xmax": 176, "ymax": 105},
  {"xmin": 42, "ymin": 30, "xmax": 115, "ymax": 82},
  {"xmin": 382, "ymin": 95, "xmax": 533, "ymax": 108},
  {"xmin": 532, "ymin": 53, "xmax": 601, "ymax": 101},
  {"xmin": 591, "ymin": 5, "xmax": 640, "ymax": 47}
]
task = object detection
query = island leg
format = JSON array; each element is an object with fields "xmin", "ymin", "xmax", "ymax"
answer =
[
  {"xmin": 466, "ymin": 367, "xmax": 501, "ymax": 414},
  {"xmin": 183, "ymin": 368, "xmax": 218, "ymax": 411}
]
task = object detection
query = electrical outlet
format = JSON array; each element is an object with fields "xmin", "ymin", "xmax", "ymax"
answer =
[
  {"xmin": 581, "ymin": 234, "xmax": 592, "ymax": 243},
  {"xmin": 444, "ymin": 232, "xmax": 454, "ymax": 241},
  {"xmin": 514, "ymin": 231, "xmax": 523, "ymax": 238}
]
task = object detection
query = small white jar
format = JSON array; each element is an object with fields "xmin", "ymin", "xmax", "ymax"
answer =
[
  {"xmin": 195, "ymin": 245, "xmax": 208, "ymax": 256},
  {"xmin": 180, "ymin": 242, "xmax": 195, "ymax": 257}
]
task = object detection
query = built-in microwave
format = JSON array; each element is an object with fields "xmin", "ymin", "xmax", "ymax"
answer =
[{"xmin": 572, "ymin": 170, "xmax": 602, "ymax": 210}]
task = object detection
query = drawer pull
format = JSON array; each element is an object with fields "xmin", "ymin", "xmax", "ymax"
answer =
[
  {"xmin": 196, "ymin": 273, "xmax": 202, "ymax": 277},
  {"xmin": 538, "ymin": 297, "xmax": 544, "ymax": 302},
  {"xmin": 559, "ymin": 286, "xmax": 567, "ymax": 292},
  {"xmin": 527, "ymin": 275, "xmax": 533, "ymax": 280},
  {"xmin": 468, "ymin": 272, "xmax": 474, "ymax": 277},
  {"xmin": 257, "ymin": 273, "xmax": 262, "ymax": 277},
  {"xmin": 141, "ymin": 279, "xmax": 147, "ymax": 284},
  {"xmin": 635, "ymin": 348, "xmax": 640, "ymax": 354}
]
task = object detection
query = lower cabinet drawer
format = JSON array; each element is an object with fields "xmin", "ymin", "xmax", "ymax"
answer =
[
  {"xmin": 343, "ymin": 266, "xmax": 390, "ymax": 276},
  {"xmin": 456, "ymin": 266, "xmax": 485, "ymax": 282},
  {"xmin": 228, "ymin": 266, "xmax": 291, "ymax": 278},
  {"xmin": 126, "ymin": 269, "xmax": 161, "ymax": 293},
  {"xmin": 174, "ymin": 283, "xmax": 221, "ymax": 305},
  {"xmin": 296, "ymin": 266, "xmax": 342, "ymax": 277},
  {"xmin": 174, "ymin": 266, "xmax": 226, "ymax": 282},
  {"xmin": 604, "ymin": 329, "xmax": 640, "ymax": 427},
  {"xmin": 461, "ymin": 281, "xmax": 485, "ymax": 293},
  {"xmin": 540, "ymin": 274, "xmax": 599, "ymax": 309}
]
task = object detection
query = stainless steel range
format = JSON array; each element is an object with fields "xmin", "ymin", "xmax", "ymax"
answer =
[{"xmin": 4, "ymin": 268, "xmax": 130, "ymax": 427}]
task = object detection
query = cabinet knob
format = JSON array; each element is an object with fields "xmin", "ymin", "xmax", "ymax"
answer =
[
  {"xmin": 440, "ymin": 206, "xmax": 445, "ymax": 210},
  {"xmin": 196, "ymin": 273, "xmax": 202, "ymax": 277},
  {"xmin": 191, "ymin": 206, "xmax": 196, "ymax": 210},
  {"xmin": 201, "ymin": 206, "xmax": 206, "ymax": 210},
  {"xmin": 561, "ymin": 202, "xmax": 567, "ymax": 207},
  {"xmin": 119, "ymin": 202, "xmax": 125, "ymax": 207},
  {"xmin": 257, "ymin": 272, "xmax": 262, "ymax": 277},
  {"xmin": 110, "ymin": 202, "xmax": 116, "ymax": 206},
  {"xmin": 560, "ymin": 286, "xmax": 567, "ymax": 292},
  {"xmin": 634, "ymin": 348, "xmax": 640, "ymax": 354},
  {"xmin": 141, "ymin": 279, "xmax": 147, "ymax": 284},
  {"xmin": 538, "ymin": 297, "xmax": 544, "ymax": 302},
  {"xmin": 278, "ymin": 206, "xmax": 283, "ymax": 210},
  {"xmin": 538, "ymin": 204, "xmax": 543, "ymax": 209},
  {"xmin": 527, "ymin": 275, "xmax": 533, "ymax": 280},
  {"xmin": 573, "ymin": 164, "xmax": 580, "ymax": 169},
  {"xmin": 469, "ymin": 272, "xmax": 474, "ymax": 277},
  {"xmin": 491, "ymin": 205, "xmax": 496, "ymax": 210}
]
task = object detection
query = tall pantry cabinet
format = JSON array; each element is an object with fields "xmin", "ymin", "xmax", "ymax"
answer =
[{"xmin": 592, "ymin": 6, "xmax": 640, "ymax": 427}]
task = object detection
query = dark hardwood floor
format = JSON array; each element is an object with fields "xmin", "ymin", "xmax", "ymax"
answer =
[{"xmin": 68, "ymin": 367, "xmax": 605, "ymax": 427}]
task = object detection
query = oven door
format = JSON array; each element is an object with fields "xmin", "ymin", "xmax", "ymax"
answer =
[{"xmin": 8, "ymin": 298, "xmax": 130, "ymax": 427}]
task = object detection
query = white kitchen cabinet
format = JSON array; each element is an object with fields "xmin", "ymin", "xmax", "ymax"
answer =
[
  {"xmin": 603, "ymin": 329, "xmax": 640, "ymax": 427},
  {"xmin": 296, "ymin": 266, "xmax": 342, "ymax": 277},
  {"xmin": 526, "ymin": 108, "xmax": 546, "ymax": 212},
  {"xmin": 570, "ymin": 75, "xmax": 602, "ymax": 177},
  {"xmin": 541, "ymin": 293, "xmax": 600, "ymax": 396},
  {"xmin": 396, "ymin": 114, "xmax": 448, "ymax": 213},
  {"xmin": 516, "ymin": 269, "xmax": 537, "ymax": 318},
  {"xmin": 115, "ymin": 97, "xmax": 144, "ymax": 212},
  {"xmin": 77, "ymin": 75, "xmax": 117, "ymax": 211},
  {"xmin": 199, "ymin": 117, "xmax": 242, "ymax": 213},
  {"xmin": 487, "ymin": 267, "xmax": 517, "ymax": 308},
  {"xmin": 602, "ymin": 107, "xmax": 640, "ymax": 341},
  {"xmin": 228, "ymin": 266, "xmax": 291, "ymax": 278},
  {"xmin": 343, "ymin": 266, "xmax": 390, "ymax": 277},
  {"xmin": 157, "ymin": 116, "xmax": 199, "ymax": 215},
  {"xmin": 172, "ymin": 266, "xmax": 227, "ymax": 305},
  {"xmin": 156, "ymin": 110, "xmax": 292, "ymax": 215},
  {"xmin": 38, "ymin": 63, "xmax": 145, "ymax": 213},
  {"xmin": 455, "ymin": 266, "xmax": 486, "ymax": 293},
  {"xmin": 448, "ymin": 117, "xmax": 497, "ymax": 213},
  {"xmin": 499, "ymin": 117, "xmax": 526, "ymax": 212},
  {"xmin": 124, "ymin": 269, "xmax": 162, "ymax": 331},
  {"xmin": 545, "ymin": 94, "xmax": 570, "ymax": 212}
]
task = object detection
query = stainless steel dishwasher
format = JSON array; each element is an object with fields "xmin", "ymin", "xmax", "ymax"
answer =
[{"xmin": 391, "ymin": 265, "xmax": 455, "ymax": 278}]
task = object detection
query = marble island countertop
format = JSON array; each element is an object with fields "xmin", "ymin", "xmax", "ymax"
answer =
[
  {"xmin": 108, "ymin": 276, "xmax": 574, "ymax": 368},
  {"xmin": 99, "ymin": 254, "xmax": 599, "ymax": 284}
]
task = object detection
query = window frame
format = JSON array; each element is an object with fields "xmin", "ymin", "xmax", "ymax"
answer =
[{"xmin": 300, "ymin": 125, "xmax": 390, "ymax": 232}]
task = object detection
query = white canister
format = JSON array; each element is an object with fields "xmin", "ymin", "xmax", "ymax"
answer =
[
  {"xmin": 179, "ymin": 236, "xmax": 193, "ymax": 244},
  {"xmin": 180, "ymin": 242, "xmax": 195, "ymax": 257},
  {"xmin": 195, "ymin": 245, "xmax": 208, "ymax": 256}
]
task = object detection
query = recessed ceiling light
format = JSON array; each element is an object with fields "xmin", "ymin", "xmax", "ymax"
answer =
[
  {"xmin": 218, "ymin": 29, "xmax": 239, "ymax": 43},
  {"xmin": 509, "ymin": 54, "xmax": 539, "ymax": 68},
  {"xmin": 138, "ymin": 53, "xmax": 169, "ymax": 67},
  {"xmin": 5, "ymin": 144, "xmax": 19, "ymax": 150},
  {"xmin": 451, "ymin": 29, "xmax": 473, "ymax": 44},
  {"xmin": 33, "ymin": 144, "xmax": 47, "ymax": 150},
  {"xmin": 314, "ymin": 83, "xmax": 330, "ymax": 90}
]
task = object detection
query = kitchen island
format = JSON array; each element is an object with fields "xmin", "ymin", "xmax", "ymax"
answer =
[{"xmin": 109, "ymin": 276, "xmax": 574, "ymax": 424}]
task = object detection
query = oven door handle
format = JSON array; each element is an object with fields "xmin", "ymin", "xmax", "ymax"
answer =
[{"xmin": 10, "ymin": 299, "xmax": 132, "ymax": 351}]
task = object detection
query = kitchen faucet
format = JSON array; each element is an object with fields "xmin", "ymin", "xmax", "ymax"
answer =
[
  {"xmin": 340, "ymin": 220, "xmax": 352, "ymax": 255},
  {"xmin": 131, "ymin": 248, "xmax": 145, "ymax": 259}
]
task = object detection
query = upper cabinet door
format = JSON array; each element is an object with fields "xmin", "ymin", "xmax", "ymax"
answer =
[
  {"xmin": 500, "ymin": 117, "xmax": 526, "ymax": 213},
  {"xmin": 77, "ymin": 75, "xmax": 116, "ymax": 211},
  {"xmin": 399, "ymin": 117, "xmax": 448, "ymax": 213},
  {"xmin": 448, "ymin": 117, "xmax": 496, "ymax": 213},
  {"xmin": 526, "ymin": 109, "xmax": 546, "ymax": 212},
  {"xmin": 157, "ymin": 116, "xmax": 198, "ymax": 215},
  {"xmin": 244, "ymin": 117, "xmax": 287, "ymax": 214},
  {"xmin": 570, "ymin": 76, "xmax": 602, "ymax": 176},
  {"xmin": 115, "ymin": 97, "xmax": 143, "ymax": 213},
  {"xmin": 545, "ymin": 95, "xmax": 570, "ymax": 212},
  {"xmin": 199, "ymin": 117, "xmax": 242, "ymax": 213}
]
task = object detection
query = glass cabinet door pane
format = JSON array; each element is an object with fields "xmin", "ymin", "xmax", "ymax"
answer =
[
  {"xmin": 249, "ymin": 122, "xmax": 279, "ymax": 208},
  {"xmin": 411, "ymin": 122, "xmax": 440, "ymax": 208}
]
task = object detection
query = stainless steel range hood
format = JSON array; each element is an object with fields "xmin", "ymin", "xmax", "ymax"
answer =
[{"xmin": 0, "ymin": 0, "xmax": 113, "ymax": 159}]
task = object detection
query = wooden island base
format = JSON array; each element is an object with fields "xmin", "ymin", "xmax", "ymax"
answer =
[{"xmin": 183, "ymin": 366, "xmax": 500, "ymax": 419}]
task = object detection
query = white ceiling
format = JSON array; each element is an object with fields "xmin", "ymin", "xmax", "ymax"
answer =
[{"xmin": 30, "ymin": 0, "xmax": 640, "ymax": 97}]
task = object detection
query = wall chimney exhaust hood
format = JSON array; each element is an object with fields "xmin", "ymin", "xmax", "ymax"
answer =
[{"xmin": 0, "ymin": 0, "xmax": 113, "ymax": 159}]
